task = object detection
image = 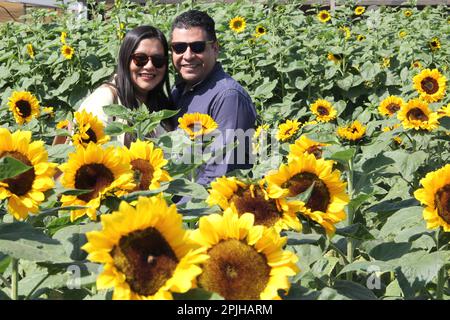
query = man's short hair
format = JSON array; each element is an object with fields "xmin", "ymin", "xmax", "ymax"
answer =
[{"xmin": 171, "ymin": 10, "xmax": 217, "ymax": 42}]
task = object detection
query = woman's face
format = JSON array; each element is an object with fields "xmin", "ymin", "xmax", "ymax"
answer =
[{"xmin": 130, "ymin": 38, "xmax": 167, "ymax": 100}]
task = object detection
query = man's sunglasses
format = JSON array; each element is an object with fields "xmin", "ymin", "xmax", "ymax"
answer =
[
  {"xmin": 170, "ymin": 41, "xmax": 215, "ymax": 54},
  {"xmin": 131, "ymin": 53, "xmax": 167, "ymax": 68}
]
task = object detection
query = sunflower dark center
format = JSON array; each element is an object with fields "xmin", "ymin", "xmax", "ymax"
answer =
[
  {"xmin": 233, "ymin": 21, "xmax": 242, "ymax": 28},
  {"xmin": 198, "ymin": 239, "xmax": 270, "ymax": 300},
  {"xmin": 435, "ymin": 185, "xmax": 450, "ymax": 224},
  {"xmin": 81, "ymin": 128, "xmax": 97, "ymax": 144},
  {"xmin": 75, "ymin": 163, "xmax": 114, "ymax": 202},
  {"xmin": 351, "ymin": 127, "xmax": 359, "ymax": 133},
  {"xmin": 431, "ymin": 41, "xmax": 439, "ymax": 48},
  {"xmin": 112, "ymin": 227, "xmax": 179, "ymax": 297},
  {"xmin": 229, "ymin": 186, "xmax": 282, "ymax": 228},
  {"xmin": 15, "ymin": 100, "xmax": 32, "ymax": 118},
  {"xmin": 187, "ymin": 122, "xmax": 205, "ymax": 132},
  {"xmin": 306, "ymin": 145, "xmax": 323, "ymax": 159},
  {"xmin": 407, "ymin": 108, "xmax": 428, "ymax": 122},
  {"xmin": 321, "ymin": 13, "xmax": 329, "ymax": 19},
  {"xmin": 258, "ymin": 27, "xmax": 265, "ymax": 33},
  {"xmin": 386, "ymin": 103, "xmax": 400, "ymax": 114},
  {"xmin": 421, "ymin": 77, "xmax": 439, "ymax": 94},
  {"xmin": 0, "ymin": 151, "xmax": 35, "ymax": 196},
  {"xmin": 285, "ymin": 172, "xmax": 330, "ymax": 212},
  {"xmin": 130, "ymin": 159, "xmax": 154, "ymax": 191},
  {"xmin": 317, "ymin": 106, "xmax": 329, "ymax": 116}
]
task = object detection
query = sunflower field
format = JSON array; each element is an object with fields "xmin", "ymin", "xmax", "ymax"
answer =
[{"xmin": 0, "ymin": 0, "xmax": 450, "ymax": 301}]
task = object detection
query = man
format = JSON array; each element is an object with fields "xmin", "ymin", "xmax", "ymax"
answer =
[{"xmin": 170, "ymin": 10, "xmax": 256, "ymax": 186}]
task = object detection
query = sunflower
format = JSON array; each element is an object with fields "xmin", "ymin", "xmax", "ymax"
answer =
[
  {"xmin": 310, "ymin": 99, "xmax": 337, "ymax": 123},
  {"xmin": 72, "ymin": 110, "xmax": 110, "ymax": 148},
  {"xmin": 82, "ymin": 196, "xmax": 208, "ymax": 299},
  {"xmin": 327, "ymin": 53, "xmax": 343, "ymax": 64},
  {"xmin": 414, "ymin": 164, "xmax": 450, "ymax": 232},
  {"xmin": 59, "ymin": 143, "xmax": 135, "ymax": 221},
  {"xmin": 411, "ymin": 60, "xmax": 422, "ymax": 69},
  {"xmin": 61, "ymin": 44, "xmax": 74, "ymax": 59},
  {"xmin": 288, "ymin": 135, "xmax": 329, "ymax": 161},
  {"xmin": 229, "ymin": 16, "xmax": 246, "ymax": 33},
  {"xmin": 60, "ymin": 31, "xmax": 67, "ymax": 44},
  {"xmin": 317, "ymin": 10, "xmax": 331, "ymax": 23},
  {"xmin": 339, "ymin": 26, "xmax": 351, "ymax": 40},
  {"xmin": 0, "ymin": 129, "xmax": 56, "ymax": 220},
  {"xmin": 397, "ymin": 99, "xmax": 439, "ymax": 131},
  {"xmin": 382, "ymin": 57, "xmax": 390, "ymax": 68},
  {"xmin": 398, "ymin": 31, "xmax": 407, "ymax": 38},
  {"xmin": 266, "ymin": 152, "xmax": 349, "ymax": 235},
  {"xmin": 206, "ymin": 176, "xmax": 301, "ymax": 232},
  {"xmin": 276, "ymin": 119, "xmax": 301, "ymax": 142},
  {"xmin": 26, "ymin": 43, "xmax": 34, "ymax": 59},
  {"xmin": 356, "ymin": 34, "xmax": 366, "ymax": 41},
  {"xmin": 56, "ymin": 119, "xmax": 70, "ymax": 129},
  {"xmin": 8, "ymin": 91, "xmax": 40, "ymax": 125},
  {"xmin": 429, "ymin": 37, "xmax": 441, "ymax": 51},
  {"xmin": 413, "ymin": 68, "xmax": 447, "ymax": 103},
  {"xmin": 378, "ymin": 96, "xmax": 405, "ymax": 117},
  {"xmin": 437, "ymin": 104, "xmax": 450, "ymax": 118},
  {"xmin": 190, "ymin": 207, "xmax": 299, "ymax": 300},
  {"xmin": 123, "ymin": 140, "xmax": 171, "ymax": 191},
  {"xmin": 337, "ymin": 120, "xmax": 366, "ymax": 141},
  {"xmin": 403, "ymin": 10, "xmax": 412, "ymax": 17},
  {"xmin": 354, "ymin": 6, "xmax": 365, "ymax": 15},
  {"xmin": 254, "ymin": 25, "xmax": 267, "ymax": 38},
  {"xmin": 252, "ymin": 124, "xmax": 270, "ymax": 155},
  {"xmin": 178, "ymin": 112, "xmax": 218, "ymax": 140}
]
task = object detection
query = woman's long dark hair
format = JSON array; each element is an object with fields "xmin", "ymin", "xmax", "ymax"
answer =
[{"xmin": 114, "ymin": 25, "xmax": 174, "ymax": 130}]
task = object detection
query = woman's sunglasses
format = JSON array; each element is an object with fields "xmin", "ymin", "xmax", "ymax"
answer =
[
  {"xmin": 131, "ymin": 53, "xmax": 167, "ymax": 68},
  {"xmin": 170, "ymin": 41, "xmax": 215, "ymax": 54}
]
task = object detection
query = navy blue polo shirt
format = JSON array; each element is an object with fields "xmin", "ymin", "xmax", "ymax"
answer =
[{"xmin": 172, "ymin": 62, "xmax": 257, "ymax": 185}]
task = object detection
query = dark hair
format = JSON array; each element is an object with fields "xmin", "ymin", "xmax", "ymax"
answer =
[
  {"xmin": 114, "ymin": 25, "xmax": 173, "ymax": 115},
  {"xmin": 171, "ymin": 10, "xmax": 217, "ymax": 42}
]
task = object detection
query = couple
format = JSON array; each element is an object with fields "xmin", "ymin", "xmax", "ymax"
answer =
[{"xmin": 79, "ymin": 10, "xmax": 256, "ymax": 186}]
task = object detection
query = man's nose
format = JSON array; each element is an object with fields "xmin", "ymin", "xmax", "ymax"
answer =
[{"xmin": 183, "ymin": 46, "xmax": 196, "ymax": 59}]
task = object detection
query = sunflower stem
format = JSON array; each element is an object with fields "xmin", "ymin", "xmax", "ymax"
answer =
[
  {"xmin": 436, "ymin": 229, "xmax": 446, "ymax": 300},
  {"xmin": 346, "ymin": 157, "xmax": 355, "ymax": 281},
  {"xmin": 11, "ymin": 258, "xmax": 19, "ymax": 300}
]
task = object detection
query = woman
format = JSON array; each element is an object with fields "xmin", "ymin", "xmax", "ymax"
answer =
[{"xmin": 54, "ymin": 25, "xmax": 174, "ymax": 146}]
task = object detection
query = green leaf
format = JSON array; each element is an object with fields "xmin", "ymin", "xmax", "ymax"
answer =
[
  {"xmin": 166, "ymin": 178, "xmax": 209, "ymax": 200},
  {"xmin": 328, "ymin": 148, "xmax": 355, "ymax": 165},
  {"xmin": 286, "ymin": 182, "xmax": 315, "ymax": 204},
  {"xmin": 0, "ymin": 156, "xmax": 32, "ymax": 180},
  {"xmin": 91, "ymin": 67, "xmax": 114, "ymax": 86},
  {"xmin": 0, "ymin": 223, "xmax": 69, "ymax": 263},
  {"xmin": 395, "ymin": 251, "xmax": 450, "ymax": 294},
  {"xmin": 104, "ymin": 122, "xmax": 133, "ymax": 136},
  {"xmin": 53, "ymin": 223, "xmax": 100, "ymax": 261},
  {"xmin": 59, "ymin": 188, "xmax": 93, "ymax": 196},
  {"xmin": 47, "ymin": 144, "xmax": 75, "ymax": 160},
  {"xmin": 384, "ymin": 150, "xmax": 427, "ymax": 182},
  {"xmin": 254, "ymin": 80, "xmax": 278, "ymax": 100},
  {"xmin": 367, "ymin": 198, "xmax": 419, "ymax": 213},
  {"xmin": 360, "ymin": 61, "xmax": 381, "ymax": 81},
  {"xmin": 379, "ymin": 206, "xmax": 424, "ymax": 239},
  {"xmin": 295, "ymin": 76, "xmax": 312, "ymax": 90},
  {"xmin": 55, "ymin": 72, "xmax": 80, "ymax": 95},
  {"xmin": 102, "ymin": 104, "xmax": 130, "ymax": 118},
  {"xmin": 339, "ymin": 260, "xmax": 395, "ymax": 276},
  {"xmin": 335, "ymin": 223, "xmax": 375, "ymax": 241},
  {"xmin": 333, "ymin": 280, "xmax": 378, "ymax": 300},
  {"xmin": 348, "ymin": 193, "xmax": 374, "ymax": 214},
  {"xmin": 369, "ymin": 242, "xmax": 412, "ymax": 261}
]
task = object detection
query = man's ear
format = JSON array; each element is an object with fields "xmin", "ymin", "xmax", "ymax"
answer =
[{"xmin": 212, "ymin": 41, "xmax": 220, "ymax": 57}]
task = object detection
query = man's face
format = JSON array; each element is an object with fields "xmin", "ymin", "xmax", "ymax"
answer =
[{"xmin": 171, "ymin": 27, "xmax": 219, "ymax": 86}]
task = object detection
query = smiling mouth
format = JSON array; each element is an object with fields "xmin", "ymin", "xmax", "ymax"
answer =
[{"xmin": 139, "ymin": 73, "xmax": 156, "ymax": 79}]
